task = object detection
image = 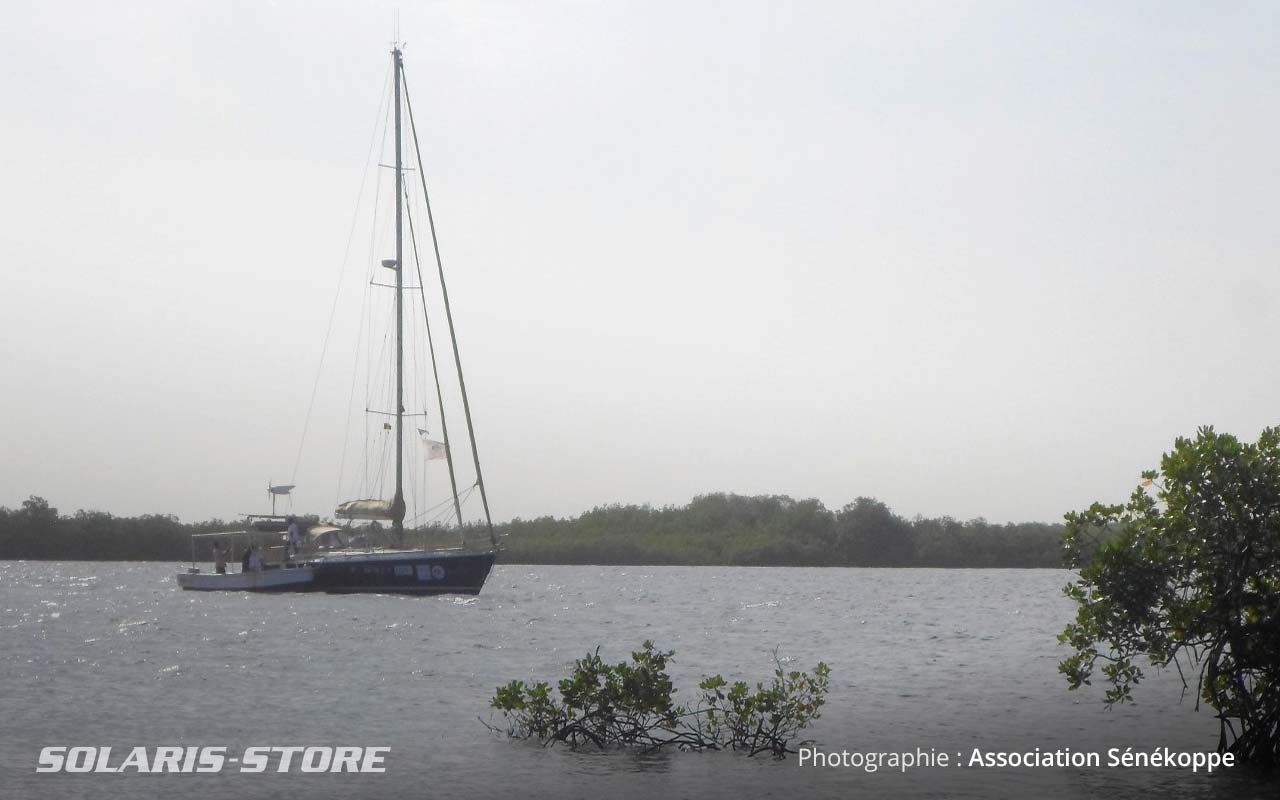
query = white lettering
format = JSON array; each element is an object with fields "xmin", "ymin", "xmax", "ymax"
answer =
[
  {"xmin": 153, "ymin": 746, "xmax": 183, "ymax": 773},
  {"xmin": 93, "ymin": 747, "xmax": 117, "ymax": 773},
  {"xmin": 361, "ymin": 747, "xmax": 390, "ymax": 773},
  {"xmin": 120, "ymin": 747, "xmax": 151, "ymax": 773},
  {"xmin": 301, "ymin": 747, "xmax": 332, "ymax": 772},
  {"xmin": 197, "ymin": 747, "xmax": 225, "ymax": 773},
  {"xmin": 65, "ymin": 747, "xmax": 96, "ymax": 773},
  {"xmin": 241, "ymin": 746, "xmax": 270, "ymax": 773},
  {"xmin": 37, "ymin": 744, "xmax": 394, "ymax": 774},
  {"xmin": 36, "ymin": 747, "xmax": 65, "ymax": 773},
  {"xmin": 331, "ymin": 746, "xmax": 362, "ymax": 773},
  {"xmin": 274, "ymin": 746, "xmax": 305, "ymax": 772}
]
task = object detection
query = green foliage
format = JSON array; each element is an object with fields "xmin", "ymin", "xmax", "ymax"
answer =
[
  {"xmin": 1059, "ymin": 427, "xmax": 1280, "ymax": 765},
  {"xmin": 495, "ymin": 493, "xmax": 1063, "ymax": 567},
  {"xmin": 0, "ymin": 496, "xmax": 239, "ymax": 561},
  {"xmin": 489, "ymin": 641, "xmax": 830, "ymax": 757},
  {"xmin": 693, "ymin": 659, "xmax": 832, "ymax": 756},
  {"xmin": 0, "ymin": 492, "xmax": 1064, "ymax": 567}
]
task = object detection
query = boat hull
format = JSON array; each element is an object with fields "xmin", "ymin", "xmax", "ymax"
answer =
[
  {"xmin": 175, "ymin": 550, "xmax": 496, "ymax": 595},
  {"xmin": 176, "ymin": 565, "xmax": 315, "ymax": 592},
  {"xmin": 311, "ymin": 549, "xmax": 497, "ymax": 595}
]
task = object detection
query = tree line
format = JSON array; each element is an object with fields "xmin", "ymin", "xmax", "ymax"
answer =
[
  {"xmin": 494, "ymin": 494, "xmax": 1062, "ymax": 567},
  {"xmin": 0, "ymin": 493, "xmax": 1064, "ymax": 567}
]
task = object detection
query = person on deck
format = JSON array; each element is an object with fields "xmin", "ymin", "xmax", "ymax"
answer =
[
  {"xmin": 213, "ymin": 541, "xmax": 227, "ymax": 575},
  {"xmin": 242, "ymin": 546, "xmax": 253, "ymax": 573},
  {"xmin": 286, "ymin": 516, "xmax": 301, "ymax": 559}
]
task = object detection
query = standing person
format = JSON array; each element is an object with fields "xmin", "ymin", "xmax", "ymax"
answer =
[
  {"xmin": 213, "ymin": 541, "xmax": 227, "ymax": 575},
  {"xmin": 286, "ymin": 516, "xmax": 301, "ymax": 559},
  {"xmin": 242, "ymin": 545, "xmax": 253, "ymax": 573}
]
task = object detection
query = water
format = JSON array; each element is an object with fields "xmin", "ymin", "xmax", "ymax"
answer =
[{"xmin": 0, "ymin": 563, "xmax": 1271, "ymax": 799}]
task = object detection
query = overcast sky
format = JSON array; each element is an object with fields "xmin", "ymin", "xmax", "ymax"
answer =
[{"xmin": 2, "ymin": 1, "xmax": 1278, "ymax": 525}]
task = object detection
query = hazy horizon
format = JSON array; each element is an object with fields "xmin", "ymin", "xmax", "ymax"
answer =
[{"xmin": 3, "ymin": 2, "xmax": 1277, "ymax": 526}]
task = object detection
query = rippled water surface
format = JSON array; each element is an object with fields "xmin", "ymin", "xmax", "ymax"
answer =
[{"xmin": 0, "ymin": 562, "xmax": 1271, "ymax": 799}]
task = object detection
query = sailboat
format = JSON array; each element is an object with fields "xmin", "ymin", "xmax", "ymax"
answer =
[{"xmin": 177, "ymin": 46, "xmax": 498, "ymax": 594}]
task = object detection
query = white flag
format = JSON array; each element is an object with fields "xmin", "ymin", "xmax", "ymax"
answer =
[{"xmin": 422, "ymin": 437, "xmax": 447, "ymax": 461}]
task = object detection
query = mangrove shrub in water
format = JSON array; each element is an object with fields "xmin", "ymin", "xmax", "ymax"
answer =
[
  {"xmin": 1059, "ymin": 426, "xmax": 1280, "ymax": 765},
  {"xmin": 489, "ymin": 641, "xmax": 830, "ymax": 757}
]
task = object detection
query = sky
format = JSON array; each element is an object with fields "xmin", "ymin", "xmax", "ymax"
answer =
[{"xmin": 2, "ymin": 1, "xmax": 1278, "ymax": 525}]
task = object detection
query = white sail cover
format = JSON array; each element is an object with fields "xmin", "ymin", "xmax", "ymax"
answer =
[
  {"xmin": 335, "ymin": 499, "xmax": 396, "ymax": 520},
  {"xmin": 307, "ymin": 525, "xmax": 347, "ymax": 549}
]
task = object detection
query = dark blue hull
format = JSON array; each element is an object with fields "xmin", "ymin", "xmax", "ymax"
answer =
[{"xmin": 310, "ymin": 549, "xmax": 497, "ymax": 595}]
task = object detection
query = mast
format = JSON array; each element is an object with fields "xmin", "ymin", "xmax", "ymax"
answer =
[{"xmin": 391, "ymin": 46, "xmax": 406, "ymax": 542}]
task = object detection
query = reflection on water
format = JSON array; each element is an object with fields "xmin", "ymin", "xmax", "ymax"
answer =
[{"xmin": 0, "ymin": 562, "xmax": 1269, "ymax": 799}]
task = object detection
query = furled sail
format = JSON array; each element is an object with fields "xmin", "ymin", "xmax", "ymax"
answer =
[{"xmin": 335, "ymin": 499, "xmax": 396, "ymax": 520}]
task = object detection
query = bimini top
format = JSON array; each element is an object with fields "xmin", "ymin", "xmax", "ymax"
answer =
[{"xmin": 335, "ymin": 499, "xmax": 396, "ymax": 520}]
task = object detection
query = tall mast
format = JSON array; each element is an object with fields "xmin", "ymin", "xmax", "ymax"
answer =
[{"xmin": 391, "ymin": 46, "xmax": 406, "ymax": 541}]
